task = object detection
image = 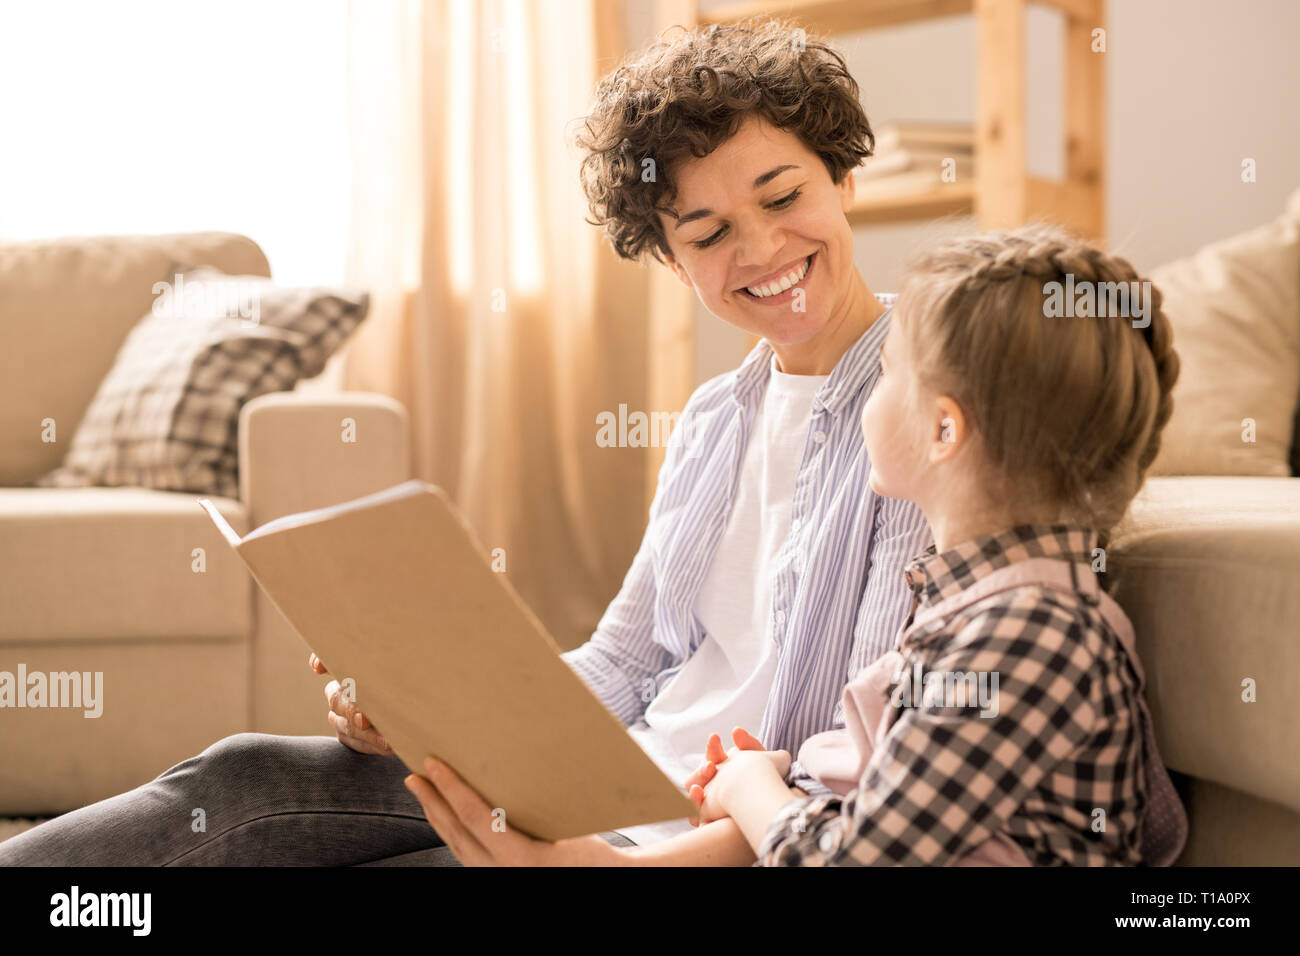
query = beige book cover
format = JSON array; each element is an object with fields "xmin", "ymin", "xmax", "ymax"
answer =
[{"xmin": 198, "ymin": 480, "xmax": 697, "ymax": 841}]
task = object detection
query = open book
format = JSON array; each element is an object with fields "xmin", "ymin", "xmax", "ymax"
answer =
[{"xmin": 198, "ymin": 480, "xmax": 696, "ymax": 841}]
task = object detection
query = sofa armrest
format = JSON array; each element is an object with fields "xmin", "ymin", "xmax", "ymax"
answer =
[
  {"xmin": 238, "ymin": 390, "xmax": 410, "ymax": 733},
  {"xmin": 1108, "ymin": 476, "xmax": 1300, "ymax": 817},
  {"xmin": 239, "ymin": 390, "xmax": 409, "ymax": 526}
]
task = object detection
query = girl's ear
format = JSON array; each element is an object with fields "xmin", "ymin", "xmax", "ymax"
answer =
[{"xmin": 929, "ymin": 395, "xmax": 966, "ymax": 464}]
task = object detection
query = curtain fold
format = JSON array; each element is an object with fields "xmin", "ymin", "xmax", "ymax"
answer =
[{"xmin": 342, "ymin": 0, "xmax": 653, "ymax": 649}]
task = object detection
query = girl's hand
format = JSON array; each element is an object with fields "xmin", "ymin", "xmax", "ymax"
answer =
[
  {"xmin": 688, "ymin": 728, "xmax": 791, "ymax": 824},
  {"xmin": 404, "ymin": 757, "xmax": 622, "ymax": 866}
]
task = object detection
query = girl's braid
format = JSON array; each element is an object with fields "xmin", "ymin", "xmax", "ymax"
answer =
[{"xmin": 957, "ymin": 226, "xmax": 1181, "ymax": 484}]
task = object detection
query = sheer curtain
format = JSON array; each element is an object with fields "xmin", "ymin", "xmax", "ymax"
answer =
[{"xmin": 343, "ymin": 0, "xmax": 655, "ymax": 648}]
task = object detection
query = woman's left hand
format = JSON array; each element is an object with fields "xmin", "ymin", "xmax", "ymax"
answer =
[{"xmin": 405, "ymin": 757, "xmax": 621, "ymax": 866}]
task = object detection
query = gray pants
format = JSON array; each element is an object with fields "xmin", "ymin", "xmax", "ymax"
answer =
[{"xmin": 0, "ymin": 733, "xmax": 634, "ymax": 866}]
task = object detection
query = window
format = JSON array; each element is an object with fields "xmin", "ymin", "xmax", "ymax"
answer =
[{"xmin": 0, "ymin": 0, "xmax": 350, "ymax": 286}]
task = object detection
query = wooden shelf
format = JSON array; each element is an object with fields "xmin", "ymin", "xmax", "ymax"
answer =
[
  {"xmin": 848, "ymin": 180, "xmax": 974, "ymax": 224},
  {"xmin": 699, "ymin": 0, "xmax": 974, "ymax": 33}
]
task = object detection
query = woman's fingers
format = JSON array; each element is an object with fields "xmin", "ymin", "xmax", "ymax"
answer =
[
  {"xmin": 705, "ymin": 732, "xmax": 727, "ymax": 764},
  {"xmin": 324, "ymin": 690, "xmax": 392, "ymax": 755},
  {"xmin": 733, "ymin": 727, "xmax": 765, "ymax": 750},
  {"xmin": 405, "ymin": 772, "xmax": 495, "ymax": 866},
  {"xmin": 681, "ymin": 760, "xmax": 716, "ymax": 793},
  {"xmin": 327, "ymin": 712, "xmax": 390, "ymax": 754},
  {"xmin": 688, "ymin": 784, "xmax": 705, "ymax": 826},
  {"xmin": 422, "ymin": 757, "xmax": 541, "ymax": 865}
]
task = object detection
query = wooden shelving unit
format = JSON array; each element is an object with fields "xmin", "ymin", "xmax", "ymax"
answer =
[{"xmin": 641, "ymin": 0, "xmax": 1105, "ymax": 504}]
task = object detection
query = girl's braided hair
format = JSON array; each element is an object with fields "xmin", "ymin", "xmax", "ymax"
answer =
[{"xmin": 896, "ymin": 223, "xmax": 1180, "ymax": 548}]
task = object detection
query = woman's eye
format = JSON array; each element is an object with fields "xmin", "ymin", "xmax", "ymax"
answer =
[
  {"xmin": 691, "ymin": 188, "xmax": 803, "ymax": 250},
  {"xmin": 770, "ymin": 188, "xmax": 801, "ymax": 209}
]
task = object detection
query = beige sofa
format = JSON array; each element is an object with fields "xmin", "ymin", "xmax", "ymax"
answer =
[
  {"xmin": 1109, "ymin": 477, "xmax": 1300, "ymax": 865},
  {"xmin": 0, "ymin": 233, "xmax": 409, "ymax": 815}
]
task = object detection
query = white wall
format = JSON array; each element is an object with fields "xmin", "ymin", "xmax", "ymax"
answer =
[{"xmin": 624, "ymin": 0, "xmax": 1300, "ymax": 383}]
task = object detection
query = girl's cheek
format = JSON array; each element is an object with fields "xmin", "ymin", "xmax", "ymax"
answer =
[{"xmin": 862, "ymin": 391, "xmax": 897, "ymax": 492}]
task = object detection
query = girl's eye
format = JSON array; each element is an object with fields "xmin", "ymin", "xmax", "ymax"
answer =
[{"xmin": 691, "ymin": 188, "xmax": 803, "ymax": 249}]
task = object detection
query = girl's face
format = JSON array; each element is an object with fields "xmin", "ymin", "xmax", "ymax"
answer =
[
  {"xmin": 861, "ymin": 316, "xmax": 935, "ymax": 501},
  {"xmin": 656, "ymin": 114, "xmax": 858, "ymax": 349}
]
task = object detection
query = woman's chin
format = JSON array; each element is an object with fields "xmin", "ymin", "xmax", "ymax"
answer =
[{"xmin": 749, "ymin": 314, "xmax": 826, "ymax": 348}]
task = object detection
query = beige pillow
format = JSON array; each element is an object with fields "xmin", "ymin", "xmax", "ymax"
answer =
[{"xmin": 1148, "ymin": 189, "xmax": 1300, "ymax": 476}]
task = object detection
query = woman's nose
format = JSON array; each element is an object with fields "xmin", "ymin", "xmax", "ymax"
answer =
[{"xmin": 734, "ymin": 225, "xmax": 785, "ymax": 271}]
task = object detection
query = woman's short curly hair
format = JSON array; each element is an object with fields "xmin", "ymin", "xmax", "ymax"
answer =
[{"xmin": 571, "ymin": 16, "xmax": 874, "ymax": 264}]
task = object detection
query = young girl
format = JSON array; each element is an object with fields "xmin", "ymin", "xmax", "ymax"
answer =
[{"xmin": 688, "ymin": 223, "xmax": 1190, "ymax": 866}]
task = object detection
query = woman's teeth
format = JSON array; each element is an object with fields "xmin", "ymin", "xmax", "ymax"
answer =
[{"xmin": 746, "ymin": 255, "xmax": 810, "ymax": 297}]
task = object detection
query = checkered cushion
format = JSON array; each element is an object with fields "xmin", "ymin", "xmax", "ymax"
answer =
[{"xmin": 36, "ymin": 266, "xmax": 369, "ymax": 498}]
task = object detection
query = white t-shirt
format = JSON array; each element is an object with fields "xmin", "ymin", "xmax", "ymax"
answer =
[{"xmin": 615, "ymin": 357, "xmax": 830, "ymax": 845}]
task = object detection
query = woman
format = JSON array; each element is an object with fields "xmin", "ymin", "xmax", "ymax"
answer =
[{"xmin": 0, "ymin": 17, "xmax": 927, "ymax": 867}]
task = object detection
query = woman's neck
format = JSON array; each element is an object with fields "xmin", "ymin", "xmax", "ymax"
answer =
[{"xmin": 771, "ymin": 269, "xmax": 885, "ymax": 376}]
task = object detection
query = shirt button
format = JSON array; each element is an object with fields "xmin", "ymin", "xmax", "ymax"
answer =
[
  {"xmin": 819, "ymin": 832, "xmax": 836, "ymax": 854},
  {"xmin": 774, "ymin": 609, "xmax": 786, "ymax": 625},
  {"xmin": 812, "ymin": 431, "xmax": 827, "ymax": 444},
  {"xmin": 791, "ymin": 517, "xmax": 801, "ymax": 531}
]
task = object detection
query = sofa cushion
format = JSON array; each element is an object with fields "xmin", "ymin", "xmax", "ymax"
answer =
[
  {"xmin": 1148, "ymin": 189, "xmax": 1300, "ymax": 477},
  {"xmin": 34, "ymin": 267, "xmax": 370, "ymax": 498},
  {"xmin": 1108, "ymin": 476, "xmax": 1300, "ymax": 815},
  {"xmin": 0, "ymin": 233, "xmax": 271, "ymax": 486},
  {"xmin": 0, "ymin": 488, "xmax": 252, "ymax": 642}
]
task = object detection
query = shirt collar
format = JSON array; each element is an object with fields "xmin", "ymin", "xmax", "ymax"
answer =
[
  {"xmin": 730, "ymin": 301, "xmax": 894, "ymax": 415},
  {"xmin": 904, "ymin": 524, "xmax": 1098, "ymax": 607}
]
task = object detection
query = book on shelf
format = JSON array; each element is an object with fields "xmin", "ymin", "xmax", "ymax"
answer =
[
  {"xmin": 853, "ymin": 167, "xmax": 973, "ymax": 198},
  {"xmin": 859, "ymin": 149, "xmax": 975, "ymax": 182},
  {"xmin": 873, "ymin": 120, "xmax": 975, "ymax": 154}
]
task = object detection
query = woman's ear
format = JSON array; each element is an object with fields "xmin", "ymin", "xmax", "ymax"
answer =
[
  {"xmin": 662, "ymin": 251, "xmax": 693, "ymax": 289},
  {"xmin": 929, "ymin": 395, "xmax": 966, "ymax": 464},
  {"xmin": 838, "ymin": 170, "xmax": 856, "ymax": 213}
]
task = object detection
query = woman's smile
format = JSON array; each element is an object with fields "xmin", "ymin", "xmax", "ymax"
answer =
[{"xmin": 736, "ymin": 251, "xmax": 818, "ymax": 306}]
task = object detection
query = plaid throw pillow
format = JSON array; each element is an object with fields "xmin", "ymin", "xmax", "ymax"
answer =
[{"xmin": 37, "ymin": 266, "xmax": 369, "ymax": 498}]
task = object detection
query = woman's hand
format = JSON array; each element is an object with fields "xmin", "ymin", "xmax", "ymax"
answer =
[
  {"xmin": 688, "ymin": 728, "xmax": 791, "ymax": 824},
  {"xmin": 309, "ymin": 652, "xmax": 394, "ymax": 756},
  {"xmin": 405, "ymin": 757, "xmax": 622, "ymax": 866}
]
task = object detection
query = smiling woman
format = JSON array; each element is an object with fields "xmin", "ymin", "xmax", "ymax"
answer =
[{"xmin": 572, "ymin": 16, "xmax": 885, "ymax": 375}]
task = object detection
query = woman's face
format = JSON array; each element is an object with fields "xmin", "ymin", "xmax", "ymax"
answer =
[{"xmin": 657, "ymin": 114, "xmax": 858, "ymax": 349}]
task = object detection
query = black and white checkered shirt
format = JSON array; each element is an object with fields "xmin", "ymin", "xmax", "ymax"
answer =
[{"xmin": 758, "ymin": 525, "xmax": 1152, "ymax": 866}]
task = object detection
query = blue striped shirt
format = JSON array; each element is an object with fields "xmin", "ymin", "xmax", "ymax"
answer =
[{"xmin": 562, "ymin": 300, "xmax": 932, "ymax": 795}]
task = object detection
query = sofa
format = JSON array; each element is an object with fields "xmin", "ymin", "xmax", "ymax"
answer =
[
  {"xmin": 0, "ymin": 232, "xmax": 410, "ymax": 815},
  {"xmin": 1109, "ymin": 477, "xmax": 1300, "ymax": 865}
]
